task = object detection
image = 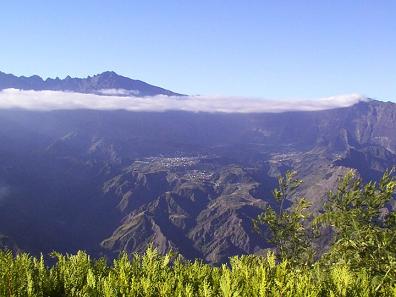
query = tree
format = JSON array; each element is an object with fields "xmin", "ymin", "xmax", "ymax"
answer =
[
  {"xmin": 254, "ymin": 168, "xmax": 396, "ymax": 288},
  {"xmin": 314, "ymin": 168, "xmax": 396, "ymax": 280},
  {"xmin": 253, "ymin": 170, "xmax": 314, "ymax": 266}
]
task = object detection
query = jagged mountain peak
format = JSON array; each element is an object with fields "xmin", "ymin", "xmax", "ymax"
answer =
[{"xmin": 96, "ymin": 70, "xmax": 119, "ymax": 77}]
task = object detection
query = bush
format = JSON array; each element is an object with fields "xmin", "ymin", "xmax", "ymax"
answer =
[{"xmin": 0, "ymin": 247, "xmax": 395, "ymax": 296}]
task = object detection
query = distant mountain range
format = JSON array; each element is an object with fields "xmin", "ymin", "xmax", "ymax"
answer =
[
  {"xmin": 0, "ymin": 71, "xmax": 394, "ymax": 264},
  {"xmin": 0, "ymin": 71, "xmax": 184, "ymax": 97}
]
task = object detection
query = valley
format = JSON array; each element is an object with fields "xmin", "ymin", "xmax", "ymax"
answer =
[{"xmin": 0, "ymin": 99, "xmax": 394, "ymax": 263}]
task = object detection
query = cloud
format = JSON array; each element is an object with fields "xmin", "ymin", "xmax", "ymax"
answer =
[
  {"xmin": 0, "ymin": 89, "xmax": 366, "ymax": 113},
  {"xmin": 96, "ymin": 89, "xmax": 140, "ymax": 96}
]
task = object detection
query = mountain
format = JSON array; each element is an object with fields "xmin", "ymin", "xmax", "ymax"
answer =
[
  {"xmin": 0, "ymin": 71, "xmax": 184, "ymax": 97},
  {"xmin": 0, "ymin": 88, "xmax": 394, "ymax": 263}
]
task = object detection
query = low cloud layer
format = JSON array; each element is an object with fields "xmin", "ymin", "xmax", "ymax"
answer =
[{"xmin": 0, "ymin": 89, "xmax": 366, "ymax": 113}]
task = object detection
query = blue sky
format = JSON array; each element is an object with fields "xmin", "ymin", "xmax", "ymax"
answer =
[{"xmin": 1, "ymin": 1, "xmax": 395, "ymax": 100}]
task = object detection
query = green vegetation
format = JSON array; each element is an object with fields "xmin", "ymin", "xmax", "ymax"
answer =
[
  {"xmin": 1, "ymin": 248, "xmax": 395, "ymax": 296},
  {"xmin": 0, "ymin": 170, "xmax": 395, "ymax": 296},
  {"xmin": 253, "ymin": 168, "xmax": 395, "ymax": 296},
  {"xmin": 254, "ymin": 170, "xmax": 315, "ymax": 266}
]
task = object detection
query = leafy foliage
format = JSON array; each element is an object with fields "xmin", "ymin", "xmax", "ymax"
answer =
[
  {"xmin": 315, "ymin": 168, "xmax": 396, "ymax": 282},
  {"xmin": 254, "ymin": 171, "xmax": 314, "ymax": 266},
  {"xmin": 0, "ymin": 247, "xmax": 395, "ymax": 296},
  {"xmin": 254, "ymin": 168, "xmax": 396, "ymax": 294}
]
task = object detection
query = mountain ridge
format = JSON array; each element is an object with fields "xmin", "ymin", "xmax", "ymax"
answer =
[{"xmin": 0, "ymin": 71, "xmax": 184, "ymax": 97}]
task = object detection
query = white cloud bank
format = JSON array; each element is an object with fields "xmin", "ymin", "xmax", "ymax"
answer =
[{"xmin": 0, "ymin": 89, "xmax": 366, "ymax": 113}]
